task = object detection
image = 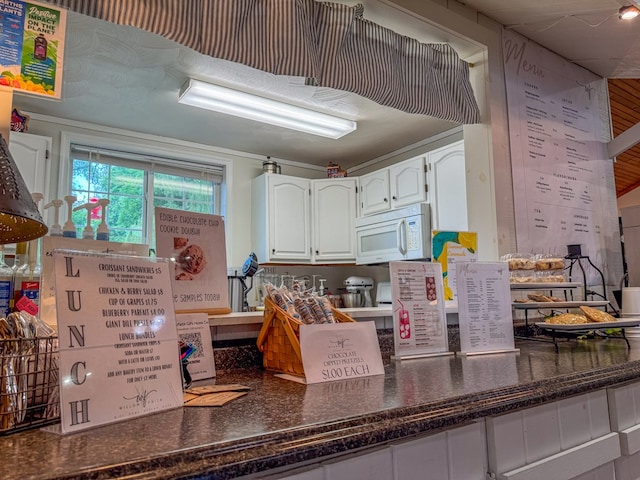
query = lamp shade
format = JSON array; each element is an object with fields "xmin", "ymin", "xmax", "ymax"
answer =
[{"xmin": 0, "ymin": 134, "xmax": 47, "ymax": 244}]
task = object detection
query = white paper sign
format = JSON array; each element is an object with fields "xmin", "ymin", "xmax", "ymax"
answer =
[
  {"xmin": 155, "ymin": 207, "xmax": 230, "ymax": 314},
  {"xmin": 176, "ymin": 313, "xmax": 215, "ymax": 381},
  {"xmin": 456, "ymin": 262, "xmax": 517, "ymax": 355},
  {"xmin": 53, "ymin": 251, "xmax": 183, "ymax": 434},
  {"xmin": 390, "ymin": 261, "xmax": 449, "ymax": 359},
  {"xmin": 299, "ymin": 322, "xmax": 385, "ymax": 384}
]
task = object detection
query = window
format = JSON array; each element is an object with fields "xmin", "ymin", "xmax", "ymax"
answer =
[{"xmin": 70, "ymin": 144, "xmax": 223, "ymax": 246}]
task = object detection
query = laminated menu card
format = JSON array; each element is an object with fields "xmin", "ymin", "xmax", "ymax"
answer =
[
  {"xmin": 53, "ymin": 250, "xmax": 183, "ymax": 434},
  {"xmin": 455, "ymin": 262, "xmax": 518, "ymax": 356}
]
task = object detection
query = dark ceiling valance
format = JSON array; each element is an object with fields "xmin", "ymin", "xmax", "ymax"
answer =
[{"xmin": 47, "ymin": 0, "xmax": 481, "ymax": 124}]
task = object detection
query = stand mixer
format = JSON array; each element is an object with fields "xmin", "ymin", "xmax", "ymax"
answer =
[{"xmin": 343, "ymin": 276, "xmax": 375, "ymax": 307}]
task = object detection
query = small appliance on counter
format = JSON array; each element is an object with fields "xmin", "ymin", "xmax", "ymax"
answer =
[
  {"xmin": 343, "ymin": 276, "xmax": 375, "ymax": 307},
  {"xmin": 376, "ymin": 281, "xmax": 392, "ymax": 306}
]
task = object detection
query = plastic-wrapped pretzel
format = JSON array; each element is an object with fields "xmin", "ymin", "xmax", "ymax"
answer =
[
  {"xmin": 294, "ymin": 297, "xmax": 316, "ymax": 324},
  {"xmin": 315, "ymin": 296, "xmax": 336, "ymax": 323}
]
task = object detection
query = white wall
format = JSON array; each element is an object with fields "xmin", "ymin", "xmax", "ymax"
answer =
[{"xmin": 617, "ymin": 186, "xmax": 640, "ymax": 215}]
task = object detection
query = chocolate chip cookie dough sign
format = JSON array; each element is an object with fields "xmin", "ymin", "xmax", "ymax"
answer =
[
  {"xmin": 52, "ymin": 251, "xmax": 183, "ymax": 434},
  {"xmin": 155, "ymin": 207, "xmax": 230, "ymax": 314}
]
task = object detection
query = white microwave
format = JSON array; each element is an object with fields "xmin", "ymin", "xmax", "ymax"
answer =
[{"xmin": 355, "ymin": 202, "xmax": 431, "ymax": 265}]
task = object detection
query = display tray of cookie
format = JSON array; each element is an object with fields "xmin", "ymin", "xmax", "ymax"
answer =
[
  {"xmin": 513, "ymin": 300, "xmax": 610, "ymax": 310},
  {"xmin": 535, "ymin": 318, "xmax": 640, "ymax": 331}
]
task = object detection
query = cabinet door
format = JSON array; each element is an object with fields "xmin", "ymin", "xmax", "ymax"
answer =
[
  {"xmin": 389, "ymin": 156, "xmax": 426, "ymax": 209},
  {"xmin": 268, "ymin": 175, "xmax": 311, "ymax": 262},
  {"xmin": 312, "ymin": 178, "xmax": 357, "ymax": 263},
  {"xmin": 8, "ymin": 132, "xmax": 52, "ymax": 203},
  {"xmin": 359, "ymin": 169, "xmax": 389, "ymax": 216},
  {"xmin": 428, "ymin": 141, "xmax": 468, "ymax": 231}
]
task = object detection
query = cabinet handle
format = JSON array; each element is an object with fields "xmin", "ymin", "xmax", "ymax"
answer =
[
  {"xmin": 384, "ymin": 197, "xmax": 388, "ymax": 202},
  {"xmin": 272, "ymin": 248, "xmax": 275, "ymax": 253},
  {"xmin": 315, "ymin": 250, "xmax": 319, "ymax": 254},
  {"xmin": 392, "ymin": 196, "xmax": 397, "ymax": 200}
]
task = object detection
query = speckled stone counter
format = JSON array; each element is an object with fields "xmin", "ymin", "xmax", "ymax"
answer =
[{"xmin": 7, "ymin": 337, "xmax": 640, "ymax": 480}]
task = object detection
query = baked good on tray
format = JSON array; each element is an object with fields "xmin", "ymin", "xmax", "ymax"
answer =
[
  {"xmin": 545, "ymin": 313, "xmax": 588, "ymax": 325},
  {"xmin": 579, "ymin": 305, "xmax": 616, "ymax": 323}
]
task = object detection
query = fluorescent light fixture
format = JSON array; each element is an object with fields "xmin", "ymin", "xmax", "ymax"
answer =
[
  {"xmin": 619, "ymin": 5, "xmax": 640, "ymax": 19},
  {"xmin": 178, "ymin": 79, "xmax": 357, "ymax": 139}
]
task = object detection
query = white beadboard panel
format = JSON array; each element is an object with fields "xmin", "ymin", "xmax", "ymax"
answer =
[
  {"xmin": 522, "ymin": 402, "xmax": 561, "ymax": 463},
  {"xmin": 558, "ymin": 395, "xmax": 593, "ymax": 450},
  {"xmin": 323, "ymin": 447, "xmax": 393, "ymax": 480},
  {"xmin": 614, "ymin": 448, "xmax": 640, "ymax": 480},
  {"xmin": 619, "ymin": 423, "xmax": 640, "ymax": 456},
  {"xmin": 447, "ymin": 421, "xmax": 488, "ymax": 480},
  {"xmin": 486, "ymin": 411, "xmax": 527, "ymax": 474},
  {"xmin": 262, "ymin": 466, "xmax": 325, "ymax": 480},
  {"xmin": 391, "ymin": 431, "xmax": 449, "ymax": 480},
  {"xmin": 499, "ymin": 433, "xmax": 620, "ymax": 480},
  {"xmin": 608, "ymin": 383, "xmax": 638, "ymax": 432},
  {"xmin": 587, "ymin": 390, "xmax": 612, "ymax": 439},
  {"xmin": 570, "ymin": 461, "xmax": 616, "ymax": 480}
]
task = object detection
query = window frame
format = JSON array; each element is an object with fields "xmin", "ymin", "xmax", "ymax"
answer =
[{"xmin": 59, "ymin": 130, "xmax": 232, "ymax": 248}]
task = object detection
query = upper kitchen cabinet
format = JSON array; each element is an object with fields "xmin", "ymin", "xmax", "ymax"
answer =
[
  {"xmin": 312, "ymin": 178, "xmax": 357, "ymax": 263},
  {"xmin": 359, "ymin": 156, "xmax": 427, "ymax": 216},
  {"xmin": 252, "ymin": 174, "xmax": 358, "ymax": 264},
  {"xmin": 252, "ymin": 174, "xmax": 312, "ymax": 263},
  {"xmin": 427, "ymin": 140, "xmax": 468, "ymax": 231},
  {"xmin": 389, "ymin": 156, "xmax": 427, "ymax": 208},
  {"xmin": 359, "ymin": 169, "xmax": 390, "ymax": 216},
  {"xmin": 8, "ymin": 132, "xmax": 52, "ymax": 203}
]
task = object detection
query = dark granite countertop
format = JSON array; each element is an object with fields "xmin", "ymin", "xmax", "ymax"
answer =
[{"xmin": 7, "ymin": 337, "xmax": 640, "ymax": 480}]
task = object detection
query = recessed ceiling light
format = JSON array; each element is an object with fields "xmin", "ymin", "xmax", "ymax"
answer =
[{"xmin": 619, "ymin": 5, "xmax": 640, "ymax": 20}]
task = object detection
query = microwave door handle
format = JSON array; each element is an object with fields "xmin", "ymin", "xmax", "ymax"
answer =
[{"xmin": 397, "ymin": 219, "xmax": 408, "ymax": 255}]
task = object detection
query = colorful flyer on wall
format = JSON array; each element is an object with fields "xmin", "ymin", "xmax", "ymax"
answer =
[
  {"xmin": 155, "ymin": 207, "xmax": 231, "ymax": 314},
  {"xmin": 455, "ymin": 262, "xmax": 518, "ymax": 356},
  {"xmin": 53, "ymin": 251, "xmax": 183, "ymax": 434},
  {"xmin": 0, "ymin": 0, "xmax": 66, "ymax": 98},
  {"xmin": 389, "ymin": 261, "xmax": 451, "ymax": 360},
  {"xmin": 432, "ymin": 231, "xmax": 477, "ymax": 303}
]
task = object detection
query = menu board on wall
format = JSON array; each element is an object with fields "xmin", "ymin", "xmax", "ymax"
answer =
[
  {"xmin": 502, "ymin": 29, "xmax": 622, "ymax": 285},
  {"xmin": 53, "ymin": 251, "xmax": 183, "ymax": 434},
  {"xmin": 0, "ymin": 0, "xmax": 66, "ymax": 98},
  {"xmin": 155, "ymin": 207, "xmax": 230, "ymax": 314},
  {"xmin": 389, "ymin": 261, "xmax": 451, "ymax": 360}
]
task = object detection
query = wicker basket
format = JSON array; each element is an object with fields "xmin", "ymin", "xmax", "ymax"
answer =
[{"xmin": 256, "ymin": 297, "xmax": 355, "ymax": 377}]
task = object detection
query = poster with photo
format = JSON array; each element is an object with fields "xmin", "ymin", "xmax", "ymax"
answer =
[
  {"xmin": 155, "ymin": 207, "xmax": 230, "ymax": 314},
  {"xmin": 0, "ymin": 0, "xmax": 66, "ymax": 98},
  {"xmin": 431, "ymin": 231, "xmax": 478, "ymax": 303}
]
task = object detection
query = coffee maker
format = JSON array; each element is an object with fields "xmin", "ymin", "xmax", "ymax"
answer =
[{"xmin": 343, "ymin": 276, "xmax": 375, "ymax": 307}]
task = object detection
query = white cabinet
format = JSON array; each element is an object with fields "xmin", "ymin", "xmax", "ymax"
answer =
[
  {"xmin": 252, "ymin": 174, "xmax": 312, "ymax": 263},
  {"xmin": 389, "ymin": 155, "xmax": 427, "ymax": 209},
  {"xmin": 252, "ymin": 174, "xmax": 357, "ymax": 264},
  {"xmin": 359, "ymin": 156, "xmax": 427, "ymax": 217},
  {"xmin": 359, "ymin": 169, "xmax": 390, "ymax": 216},
  {"xmin": 427, "ymin": 140, "xmax": 467, "ymax": 231},
  {"xmin": 8, "ymin": 132, "xmax": 52, "ymax": 203},
  {"xmin": 312, "ymin": 178, "xmax": 357, "ymax": 263}
]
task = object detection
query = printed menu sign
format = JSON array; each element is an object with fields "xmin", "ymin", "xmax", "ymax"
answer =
[
  {"xmin": 455, "ymin": 262, "xmax": 517, "ymax": 355},
  {"xmin": 389, "ymin": 261, "xmax": 450, "ymax": 359},
  {"xmin": 299, "ymin": 322, "xmax": 384, "ymax": 384},
  {"xmin": 155, "ymin": 207, "xmax": 230, "ymax": 314},
  {"xmin": 53, "ymin": 251, "xmax": 183, "ymax": 434},
  {"xmin": 0, "ymin": 0, "xmax": 66, "ymax": 98},
  {"xmin": 502, "ymin": 29, "xmax": 622, "ymax": 284}
]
